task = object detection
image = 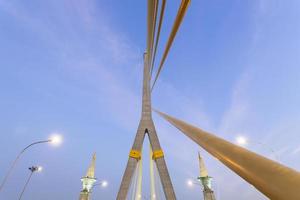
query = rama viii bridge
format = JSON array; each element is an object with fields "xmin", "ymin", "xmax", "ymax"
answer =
[
  {"xmin": 0, "ymin": 1, "xmax": 299, "ymax": 200},
  {"xmin": 115, "ymin": 0, "xmax": 300, "ymax": 200}
]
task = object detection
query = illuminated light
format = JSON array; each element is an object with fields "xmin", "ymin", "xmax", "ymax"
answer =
[
  {"xmin": 49, "ymin": 134, "xmax": 63, "ymax": 146},
  {"xmin": 37, "ymin": 166, "xmax": 43, "ymax": 172},
  {"xmin": 101, "ymin": 181, "xmax": 108, "ymax": 187},
  {"xmin": 187, "ymin": 179, "xmax": 194, "ymax": 187},
  {"xmin": 236, "ymin": 136, "xmax": 247, "ymax": 146}
]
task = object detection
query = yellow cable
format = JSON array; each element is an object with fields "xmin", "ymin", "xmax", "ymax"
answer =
[
  {"xmin": 147, "ymin": 0, "xmax": 157, "ymax": 69},
  {"xmin": 151, "ymin": 0, "xmax": 191, "ymax": 91},
  {"xmin": 150, "ymin": 0, "xmax": 166, "ymax": 76}
]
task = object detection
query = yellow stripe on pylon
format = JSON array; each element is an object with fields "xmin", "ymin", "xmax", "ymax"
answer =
[
  {"xmin": 152, "ymin": 149, "xmax": 164, "ymax": 159},
  {"xmin": 129, "ymin": 150, "xmax": 141, "ymax": 160}
]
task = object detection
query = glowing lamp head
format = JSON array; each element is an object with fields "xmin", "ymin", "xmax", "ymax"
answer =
[
  {"xmin": 236, "ymin": 136, "xmax": 247, "ymax": 146},
  {"xmin": 49, "ymin": 134, "xmax": 63, "ymax": 146},
  {"xmin": 187, "ymin": 179, "xmax": 194, "ymax": 187},
  {"xmin": 29, "ymin": 166, "xmax": 43, "ymax": 173},
  {"xmin": 37, "ymin": 166, "xmax": 43, "ymax": 172},
  {"xmin": 101, "ymin": 180, "xmax": 108, "ymax": 187}
]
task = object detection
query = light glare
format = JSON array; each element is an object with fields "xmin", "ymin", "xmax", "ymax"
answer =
[
  {"xmin": 50, "ymin": 134, "xmax": 63, "ymax": 146},
  {"xmin": 37, "ymin": 166, "xmax": 43, "ymax": 172},
  {"xmin": 187, "ymin": 179, "xmax": 194, "ymax": 187},
  {"xmin": 236, "ymin": 136, "xmax": 247, "ymax": 146},
  {"xmin": 101, "ymin": 180, "xmax": 108, "ymax": 187}
]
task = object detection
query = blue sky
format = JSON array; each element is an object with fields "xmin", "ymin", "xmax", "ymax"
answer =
[{"xmin": 0, "ymin": 0, "xmax": 300, "ymax": 199}]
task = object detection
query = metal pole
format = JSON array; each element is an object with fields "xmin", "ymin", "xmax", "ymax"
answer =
[
  {"xmin": 18, "ymin": 172, "xmax": 33, "ymax": 200},
  {"xmin": 0, "ymin": 140, "xmax": 50, "ymax": 192},
  {"xmin": 18, "ymin": 167, "xmax": 38, "ymax": 200}
]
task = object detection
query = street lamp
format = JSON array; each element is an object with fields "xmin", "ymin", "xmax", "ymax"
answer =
[
  {"xmin": 91, "ymin": 180, "xmax": 108, "ymax": 190},
  {"xmin": 0, "ymin": 134, "xmax": 63, "ymax": 192},
  {"xmin": 18, "ymin": 166, "xmax": 42, "ymax": 200},
  {"xmin": 49, "ymin": 134, "xmax": 63, "ymax": 146},
  {"xmin": 100, "ymin": 180, "xmax": 108, "ymax": 188},
  {"xmin": 186, "ymin": 179, "xmax": 201, "ymax": 188},
  {"xmin": 95, "ymin": 180, "xmax": 108, "ymax": 188}
]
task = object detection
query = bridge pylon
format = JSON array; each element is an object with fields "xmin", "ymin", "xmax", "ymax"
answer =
[
  {"xmin": 117, "ymin": 0, "xmax": 190, "ymax": 198},
  {"xmin": 116, "ymin": 52, "xmax": 176, "ymax": 200}
]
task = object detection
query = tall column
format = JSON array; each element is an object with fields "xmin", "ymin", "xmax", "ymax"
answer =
[
  {"xmin": 197, "ymin": 152, "xmax": 216, "ymax": 200},
  {"xmin": 79, "ymin": 153, "xmax": 97, "ymax": 200}
]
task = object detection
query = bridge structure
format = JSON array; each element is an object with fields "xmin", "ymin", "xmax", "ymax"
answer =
[
  {"xmin": 117, "ymin": 1, "xmax": 190, "ymax": 199},
  {"xmin": 117, "ymin": 0, "xmax": 300, "ymax": 200}
]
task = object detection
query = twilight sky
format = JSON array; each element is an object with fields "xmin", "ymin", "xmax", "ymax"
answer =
[{"xmin": 0, "ymin": 0, "xmax": 300, "ymax": 199}]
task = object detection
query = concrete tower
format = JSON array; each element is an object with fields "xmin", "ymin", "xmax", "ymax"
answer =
[
  {"xmin": 79, "ymin": 153, "xmax": 97, "ymax": 200},
  {"xmin": 116, "ymin": 51, "xmax": 176, "ymax": 200},
  {"xmin": 117, "ymin": 0, "xmax": 190, "ymax": 199},
  {"xmin": 116, "ymin": 1, "xmax": 176, "ymax": 197},
  {"xmin": 197, "ymin": 152, "xmax": 216, "ymax": 200}
]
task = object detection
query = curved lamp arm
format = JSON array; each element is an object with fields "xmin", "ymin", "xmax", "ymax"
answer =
[{"xmin": 0, "ymin": 140, "xmax": 51, "ymax": 192}]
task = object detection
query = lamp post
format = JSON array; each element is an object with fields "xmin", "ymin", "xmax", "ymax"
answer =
[
  {"xmin": 18, "ymin": 166, "xmax": 42, "ymax": 200},
  {"xmin": 0, "ymin": 134, "xmax": 62, "ymax": 192}
]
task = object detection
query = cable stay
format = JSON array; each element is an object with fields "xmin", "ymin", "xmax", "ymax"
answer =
[
  {"xmin": 151, "ymin": 0, "xmax": 190, "ymax": 92},
  {"xmin": 150, "ymin": 0, "xmax": 159, "ymax": 69},
  {"xmin": 147, "ymin": 0, "xmax": 158, "ymax": 71},
  {"xmin": 149, "ymin": 145, "xmax": 155, "ymax": 199},
  {"xmin": 136, "ymin": 158, "xmax": 143, "ymax": 200},
  {"xmin": 154, "ymin": 162, "xmax": 165, "ymax": 200},
  {"xmin": 150, "ymin": 0, "xmax": 166, "ymax": 76},
  {"xmin": 130, "ymin": 163, "xmax": 138, "ymax": 200}
]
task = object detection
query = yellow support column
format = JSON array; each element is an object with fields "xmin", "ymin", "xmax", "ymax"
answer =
[{"xmin": 150, "ymin": 145, "xmax": 156, "ymax": 200}]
